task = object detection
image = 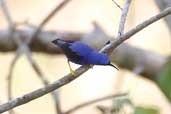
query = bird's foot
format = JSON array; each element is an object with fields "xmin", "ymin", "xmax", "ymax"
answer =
[
  {"xmin": 89, "ymin": 64, "xmax": 94, "ymax": 69},
  {"xmin": 70, "ymin": 70, "xmax": 77, "ymax": 76}
]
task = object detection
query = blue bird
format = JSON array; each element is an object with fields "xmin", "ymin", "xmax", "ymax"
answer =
[{"xmin": 52, "ymin": 39, "xmax": 118, "ymax": 76}]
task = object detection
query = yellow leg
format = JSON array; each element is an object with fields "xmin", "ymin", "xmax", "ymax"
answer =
[
  {"xmin": 89, "ymin": 64, "xmax": 94, "ymax": 68},
  {"xmin": 67, "ymin": 60, "xmax": 76, "ymax": 76}
]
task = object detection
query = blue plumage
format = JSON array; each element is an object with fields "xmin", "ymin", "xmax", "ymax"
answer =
[{"xmin": 52, "ymin": 39, "xmax": 118, "ymax": 74}]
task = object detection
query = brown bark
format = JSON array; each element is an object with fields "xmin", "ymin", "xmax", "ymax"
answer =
[{"xmin": 0, "ymin": 28, "xmax": 166, "ymax": 80}]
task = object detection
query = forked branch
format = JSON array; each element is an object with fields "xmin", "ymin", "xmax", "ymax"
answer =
[{"xmin": 0, "ymin": 7, "xmax": 170, "ymax": 113}]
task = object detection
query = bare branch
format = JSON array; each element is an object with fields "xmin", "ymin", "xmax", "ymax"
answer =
[
  {"xmin": 53, "ymin": 90, "xmax": 62, "ymax": 114},
  {"xmin": 6, "ymin": 48, "xmax": 22, "ymax": 114},
  {"xmin": 24, "ymin": 45, "xmax": 62, "ymax": 114},
  {"xmin": 117, "ymin": 0, "xmax": 132, "ymax": 36},
  {"xmin": 1, "ymin": 0, "xmax": 63, "ymax": 113},
  {"xmin": 104, "ymin": 7, "xmax": 171, "ymax": 54},
  {"xmin": 0, "ymin": 0, "xmax": 21, "ymax": 45},
  {"xmin": 112, "ymin": 0, "xmax": 123, "ymax": 10},
  {"xmin": 113, "ymin": 0, "xmax": 132, "ymax": 93},
  {"xmin": 133, "ymin": 66, "xmax": 144, "ymax": 75},
  {"xmin": 0, "ymin": 7, "xmax": 170, "ymax": 113},
  {"xmin": 19, "ymin": 0, "xmax": 68, "ymax": 111},
  {"xmin": 0, "ymin": 65, "xmax": 90, "ymax": 113},
  {"xmin": 0, "ymin": 1, "xmax": 22, "ymax": 114},
  {"xmin": 6, "ymin": 60, "xmax": 17, "ymax": 114},
  {"xmin": 0, "ymin": 29, "xmax": 166, "ymax": 79},
  {"xmin": 0, "ymin": 0, "xmax": 13, "ymax": 28},
  {"xmin": 155, "ymin": 0, "xmax": 171, "ymax": 32},
  {"xmin": 7, "ymin": 43, "xmax": 62, "ymax": 114},
  {"xmin": 63, "ymin": 93, "xmax": 127, "ymax": 114}
]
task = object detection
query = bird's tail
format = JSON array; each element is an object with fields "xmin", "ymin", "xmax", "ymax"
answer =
[{"xmin": 52, "ymin": 39, "xmax": 66, "ymax": 47}]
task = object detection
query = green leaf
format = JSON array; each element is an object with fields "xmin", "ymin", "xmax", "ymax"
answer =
[
  {"xmin": 134, "ymin": 106, "xmax": 159, "ymax": 114},
  {"xmin": 113, "ymin": 97, "xmax": 132, "ymax": 107},
  {"xmin": 112, "ymin": 97, "xmax": 132, "ymax": 112},
  {"xmin": 157, "ymin": 60, "xmax": 171, "ymax": 101}
]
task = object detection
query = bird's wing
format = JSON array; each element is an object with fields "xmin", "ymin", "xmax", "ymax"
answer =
[
  {"xmin": 52, "ymin": 39, "xmax": 84, "ymax": 62},
  {"xmin": 61, "ymin": 42, "xmax": 83, "ymax": 62},
  {"xmin": 69, "ymin": 41, "xmax": 95, "ymax": 57}
]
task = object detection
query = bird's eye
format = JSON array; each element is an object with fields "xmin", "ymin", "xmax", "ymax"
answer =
[{"xmin": 103, "ymin": 51, "xmax": 107, "ymax": 54}]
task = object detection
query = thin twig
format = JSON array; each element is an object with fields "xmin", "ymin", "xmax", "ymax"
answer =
[
  {"xmin": 23, "ymin": 1, "xmax": 72, "ymax": 112},
  {"xmin": 24, "ymin": 45, "xmax": 62, "ymax": 114},
  {"xmin": 103, "ymin": 7, "xmax": 171, "ymax": 54},
  {"xmin": 0, "ymin": 7, "xmax": 170, "ymax": 113},
  {"xmin": 112, "ymin": 0, "xmax": 123, "ymax": 10},
  {"xmin": 117, "ymin": 0, "xmax": 132, "ymax": 37},
  {"xmin": 30, "ymin": 0, "xmax": 72, "ymax": 43},
  {"xmin": 0, "ymin": 0, "xmax": 21, "ymax": 45},
  {"xmin": 63, "ymin": 93, "xmax": 127, "ymax": 114},
  {"xmin": 0, "ymin": 0, "xmax": 62, "ymax": 113},
  {"xmin": 113, "ymin": 0, "xmax": 132, "ymax": 99},
  {"xmin": 0, "ymin": 0, "xmax": 13, "ymax": 28},
  {"xmin": 6, "ymin": 49, "xmax": 22, "ymax": 114},
  {"xmin": 0, "ymin": 1, "xmax": 21, "ymax": 114}
]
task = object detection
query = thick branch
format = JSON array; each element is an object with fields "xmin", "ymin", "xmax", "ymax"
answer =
[
  {"xmin": 110, "ymin": 44, "xmax": 166, "ymax": 80},
  {"xmin": 0, "ymin": 29, "xmax": 166, "ymax": 79},
  {"xmin": 0, "ymin": 8, "xmax": 169, "ymax": 79},
  {"xmin": 0, "ymin": 7, "xmax": 170, "ymax": 113},
  {"xmin": 0, "ymin": 65, "xmax": 90, "ymax": 113}
]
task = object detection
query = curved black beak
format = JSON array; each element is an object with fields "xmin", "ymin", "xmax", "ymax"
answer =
[{"xmin": 108, "ymin": 63, "xmax": 119, "ymax": 70}]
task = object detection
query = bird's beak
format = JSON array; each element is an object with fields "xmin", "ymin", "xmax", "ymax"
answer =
[{"xmin": 108, "ymin": 63, "xmax": 119, "ymax": 70}]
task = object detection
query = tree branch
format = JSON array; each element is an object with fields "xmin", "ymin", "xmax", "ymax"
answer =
[
  {"xmin": 0, "ymin": 65, "xmax": 90, "ymax": 113},
  {"xmin": 117, "ymin": 0, "xmax": 132, "ymax": 36},
  {"xmin": 104, "ymin": 7, "xmax": 171, "ymax": 54},
  {"xmin": 0, "ymin": 0, "xmax": 63, "ymax": 113},
  {"xmin": 24, "ymin": 46, "xmax": 62, "ymax": 114},
  {"xmin": 112, "ymin": 0, "xmax": 123, "ymax": 10},
  {"xmin": 0, "ymin": 1, "xmax": 22, "ymax": 114},
  {"xmin": 0, "ymin": 0, "xmax": 13, "ymax": 28},
  {"xmin": 155, "ymin": 0, "xmax": 171, "ymax": 32},
  {"xmin": 0, "ymin": 28, "xmax": 166, "ymax": 79},
  {"xmin": 6, "ymin": 49, "xmax": 21, "ymax": 114},
  {"xmin": 63, "ymin": 93, "xmax": 127, "ymax": 114},
  {"xmin": 0, "ymin": 0, "xmax": 21, "ymax": 45},
  {"xmin": 0, "ymin": 7, "xmax": 170, "ymax": 113}
]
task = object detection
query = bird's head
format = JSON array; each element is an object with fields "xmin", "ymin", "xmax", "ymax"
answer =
[{"xmin": 52, "ymin": 39, "xmax": 67, "ymax": 47}]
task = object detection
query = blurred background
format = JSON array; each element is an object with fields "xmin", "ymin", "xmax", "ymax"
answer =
[{"xmin": 0, "ymin": 0, "xmax": 171, "ymax": 114}]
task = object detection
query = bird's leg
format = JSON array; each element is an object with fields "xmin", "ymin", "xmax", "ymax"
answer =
[
  {"xmin": 67, "ymin": 60, "xmax": 76, "ymax": 76},
  {"xmin": 89, "ymin": 64, "xmax": 94, "ymax": 69}
]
